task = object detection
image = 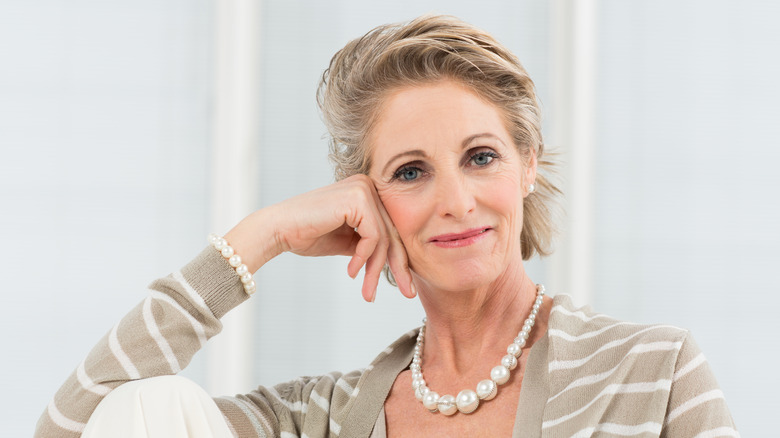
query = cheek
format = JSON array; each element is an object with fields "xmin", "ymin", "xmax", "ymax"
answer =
[
  {"xmin": 379, "ymin": 190, "xmax": 426, "ymax": 242},
  {"xmin": 482, "ymin": 174, "xmax": 524, "ymax": 218}
]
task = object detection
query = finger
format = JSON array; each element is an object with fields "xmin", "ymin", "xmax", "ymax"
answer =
[
  {"xmin": 386, "ymin": 240, "xmax": 415, "ymax": 298},
  {"xmin": 370, "ymin": 189, "xmax": 415, "ymax": 298},
  {"xmin": 344, "ymin": 186, "xmax": 386, "ymax": 281},
  {"xmin": 348, "ymin": 233, "xmax": 376, "ymax": 279},
  {"xmin": 345, "ymin": 208, "xmax": 383, "ymax": 279},
  {"xmin": 361, "ymin": 235, "xmax": 389, "ymax": 302}
]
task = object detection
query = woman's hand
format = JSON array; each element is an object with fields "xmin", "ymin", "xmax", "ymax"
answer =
[{"xmin": 224, "ymin": 175, "xmax": 415, "ymax": 302}]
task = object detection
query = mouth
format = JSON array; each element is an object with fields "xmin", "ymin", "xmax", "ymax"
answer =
[{"xmin": 429, "ymin": 227, "xmax": 492, "ymax": 243}]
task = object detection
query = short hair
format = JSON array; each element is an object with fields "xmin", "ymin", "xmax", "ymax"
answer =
[{"xmin": 317, "ymin": 14, "xmax": 560, "ymax": 267}]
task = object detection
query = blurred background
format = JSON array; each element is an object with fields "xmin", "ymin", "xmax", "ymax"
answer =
[{"xmin": 2, "ymin": 0, "xmax": 778, "ymax": 435}]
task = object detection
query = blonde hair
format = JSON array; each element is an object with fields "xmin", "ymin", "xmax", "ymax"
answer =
[{"xmin": 317, "ymin": 14, "xmax": 560, "ymax": 267}]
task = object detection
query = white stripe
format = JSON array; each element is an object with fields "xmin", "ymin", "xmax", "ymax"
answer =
[
  {"xmin": 47, "ymin": 400, "xmax": 86, "ymax": 433},
  {"xmin": 548, "ymin": 326, "xmax": 683, "ymax": 372},
  {"xmin": 143, "ymin": 296, "xmax": 181, "ymax": 373},
  {"xmin": 691, "ymin": 426, "xmax": 740, "ymax": 438},
  {"xmin": 550, "ymin": 304, "xmax": 610, "ymax": 322},
  {"xmin": 109, "ymin": 323, "xmax": 140, "ymax": 379},
  {"xmin": 381, "ymin": 346, "xmax": 394, "ymax": 355},
  {"xmin": 542, "ymin": 380, "xmax": 671, "ymax": 429},
  {"xmin": 666, "ymin": 389, "xmax": 725, "ymax": 425},
  {"xmin": 549, "ymin": 341, "xmax": 683, "ymax": 402},
  {"xmin": 309, "ymin": 390, "xmax": 330, "ymax": 412},
  {"xmin": 149, "ymin": 290, "xmax": 208, "ymax": 348},
  {"xmin": 266, "ymin": 387, "xmax": 307, "ymax": 413},
  {"xmin": 336, "ymin": 377, "xmax": 356, "ymax": 395},
  {"xmin": 281, "ymin": 432, "xmax": 298, "ymax": 438},
  {"xmin": 76, "ymin": 361, "xmax": 112, "ymax": 396},
  {"xmin": 172, "ymin": 270, "xmax": 211, "ymax": 314},
  {"xmin": 571, "ymin": 421, "xmax": 662, "ymax": 437},
  {"xmin": 548, "ymin": 321, "xmax": 642, "ymax": 342},
  {"xmin": 673, "ymin": 353, "xmax": 706, "ymax": 382},
  {"xmin": 330, "ymin": 417, "xmax": 342, "ymax": 436}
]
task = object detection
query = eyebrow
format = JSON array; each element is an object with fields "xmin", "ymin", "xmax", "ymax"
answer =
[{"xmin": 380, "ymin": 133, "xmax": 504, "ymax": 175}]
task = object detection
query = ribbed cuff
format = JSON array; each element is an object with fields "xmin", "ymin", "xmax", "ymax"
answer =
[{"xmin": 180, "ymin": 246, "xmax": 250, "ymax": 319}]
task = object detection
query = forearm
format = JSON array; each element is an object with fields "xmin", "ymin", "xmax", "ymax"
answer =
[{"xmin": 35, "ymin": 247, "xmax": 249, "ymax": 437}]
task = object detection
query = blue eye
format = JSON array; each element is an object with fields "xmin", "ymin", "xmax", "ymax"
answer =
[
  {"xmin": 395, "ymin": 167, "xmax": 421, "ymax": 181},
  {"xmin": 471, "ymin": 151, "xmax": 498, "ymax": 166}
]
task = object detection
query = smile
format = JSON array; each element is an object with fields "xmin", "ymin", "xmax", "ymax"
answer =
[{"xmin": 429, "ymin": 227, "xmax": 492, "ymax": 248}]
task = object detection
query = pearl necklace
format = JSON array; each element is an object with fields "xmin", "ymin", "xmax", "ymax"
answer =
[{"xmin": 410, "ymin": 284, "xmax": 545, "ymax": 415}]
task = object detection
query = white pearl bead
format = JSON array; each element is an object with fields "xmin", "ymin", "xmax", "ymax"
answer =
[
  {"xmin": 437, "ymin": 395, "xmax": 457, "ymax": 416},
  {"xmin": 229, "ymin": 254, "xmax": 242, "ymax": 267},
  {"xmin": 241, "ymin": 273, "xmax": 253, "ymax": 284},
  {"xmin": 476, "ymin": 379, "xmax": 497, "ymax": 400},
  {"xmin": 507, "ymin": 342, "xmax": 521, "ymax": 357},
  {"xmin": 456, "ymin": 389, "xmax": 479, "ymax": 414},
  {"xmin": 501, "ymin": 354, "xmax": 518, "ymax": 370},
  {"xmin": 208, "ymin": 234, "xmax": 219, "ymax": 245},
  {"xmin": 422, "ymin": 392, "xmax": 440, "ymax": 411},
  {"xmin": 215, "ymin": 238, "xmax": 227, "ymax": 251},
  {"xmin": 412, "ymin": 377, "xmax": 426, "ymax": 389},
  {"xmin": 221, "ymin": 246, "xmax": 234, "ymax": 258},
  {"xmin": 415, "ymin": 385, "xmax": 429, "ymax": 401},
  {"xmin": 236, "ymin": 264, "xmax": 248, "ymax": 276},
  {"xmin": 244, "ymin": 280, "xmax": 256, "ymax": 290},
  {"xmin": 491, "ymin": 365, "xmax": 510, "ymax": 385},
  {"xmin": 515, "ymin": 337, "xmax": 527, "ymax": 348},
  {"xmin": 411, "ymin": 371, "xmax": 422, "ymax": 381}
]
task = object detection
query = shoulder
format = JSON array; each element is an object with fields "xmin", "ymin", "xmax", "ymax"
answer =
[
  {"xmin": 548, "ymin": 294, "xmax": 689, "ymax": 361},
  {"xmin": 545, "ymin": 294, "xmax": 690, "ymax": 395},
  {"xmin": 539, "ymin": 295, "xmax": 736, "ymax": 435}
]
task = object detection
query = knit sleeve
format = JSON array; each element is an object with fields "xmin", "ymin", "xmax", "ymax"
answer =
[
  {"xmin": 660, "ymin": 332, "xmax": 738, "ymax": 437},
  {"xmin": 34, "ymin": 246, "xmax": 251, "ymax": 438}
]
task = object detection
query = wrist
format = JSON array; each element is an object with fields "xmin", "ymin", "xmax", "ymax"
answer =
[{"xmin": 224, "ymin": 207, "xmax": 286, "ymax": 274}]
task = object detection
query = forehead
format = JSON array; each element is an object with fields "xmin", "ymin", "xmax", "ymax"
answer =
[{"xmin": 368, "ymin": 80, "xmax": 512, "ymax": 167}]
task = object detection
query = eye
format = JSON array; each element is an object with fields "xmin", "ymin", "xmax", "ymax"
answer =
[
  {"xmin": 469, "ymin": 151, "xmax": 498, "ymax": 166},
  {"xmin": 393, "ymin": 166, "xmax": 422, "ymax": 182}
]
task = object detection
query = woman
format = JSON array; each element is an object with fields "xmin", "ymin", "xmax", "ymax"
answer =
[{"xmin": 36, "ymin": 15, "xmax": 736, "ymax": 437}]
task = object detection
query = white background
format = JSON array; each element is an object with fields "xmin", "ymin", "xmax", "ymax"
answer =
[{"xmin": 1, "ymin": 0, "xmax": 777, "ymax": 435}]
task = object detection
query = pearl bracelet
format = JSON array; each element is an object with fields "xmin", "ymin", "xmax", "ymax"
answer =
[{"xmin": 208, "ymin": 233, "xmax": 256, "ymax": 296}]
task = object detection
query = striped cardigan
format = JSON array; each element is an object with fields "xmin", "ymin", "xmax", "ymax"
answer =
[{"xmin": 36, "ymin": 247, "xmax": 737, "ymax": 437}]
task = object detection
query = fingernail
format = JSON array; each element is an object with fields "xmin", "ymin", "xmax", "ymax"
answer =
[
  {"xmin": 410, "ymin": 282, "xmax": 417, "ymax": 298},
  {"xmin": 370, "ymin": 290, "xmax": 376, "ymax": 303}
]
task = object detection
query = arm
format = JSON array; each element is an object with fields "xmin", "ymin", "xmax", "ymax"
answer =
[
  {"xmin": 661, "ymin": 332, "xmax": 738, "ymax": 436},
  {"xmin": 35, "ymin": 175, "xmax": 413, "ymax": 437},
  {"xmin": 34, "ymin": 246, "xmax": 249, "ymax": 437}
]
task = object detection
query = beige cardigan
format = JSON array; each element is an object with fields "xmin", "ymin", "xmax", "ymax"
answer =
[{"xmin": 36, "ymin": 247, "xmax": 737, "ymax": 437}]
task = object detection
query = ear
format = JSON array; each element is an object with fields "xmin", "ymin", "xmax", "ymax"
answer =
[{"xmin": 524, "ymin": 149, "xmax": 538, "ymax": 197}]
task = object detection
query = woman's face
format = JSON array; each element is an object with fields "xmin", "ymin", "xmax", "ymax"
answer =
[{"xmin": 369, "ymin": 80, "xmax": 536, "ymax": 292}]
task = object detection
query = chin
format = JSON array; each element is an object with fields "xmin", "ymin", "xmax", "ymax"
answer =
[{"xmin": 416, "ymin": 260, "xmax": 501, "ymax": 292}]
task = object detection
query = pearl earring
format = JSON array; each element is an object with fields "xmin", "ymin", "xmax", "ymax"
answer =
[{"xmin": 528, "ymin": 183, "xmax": 535, "ymax": 194}]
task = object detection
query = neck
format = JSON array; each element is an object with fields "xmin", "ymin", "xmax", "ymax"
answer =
[{"xmin": 414, "ymin": 254, "xmax": 540, "ymax": 377}]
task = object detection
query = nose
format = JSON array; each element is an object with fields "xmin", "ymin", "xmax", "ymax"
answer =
[{"xmin": 435, "ymin": 171, "xmax": 476, "ymax": 220}]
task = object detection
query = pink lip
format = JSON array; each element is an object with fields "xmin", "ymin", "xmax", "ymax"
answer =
[{"xmin": 429, "ymin": 227, "xmax": 492, "ymax": 248}]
